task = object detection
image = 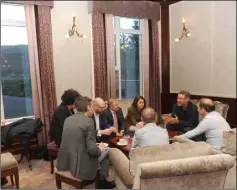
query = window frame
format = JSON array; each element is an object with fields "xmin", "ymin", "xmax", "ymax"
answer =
[
  {"xmin": 1, "ymin": 3, "xmax": 35, "ymax": 122},
  {"xmin": 113, "ymin": 16, "xmax": 144, "ymax": 100}
]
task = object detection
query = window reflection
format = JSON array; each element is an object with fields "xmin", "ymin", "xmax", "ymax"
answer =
[{"xmin": 1, "ymin": 5, "xmax": 33, "ymax": 119}]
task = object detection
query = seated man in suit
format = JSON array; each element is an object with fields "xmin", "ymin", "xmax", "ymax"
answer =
[
  {"xmin": 104, "ymin": 99, "xmax": 125, "ymax": 137},
  {"xmin": 56, "ymin": 97, "xmax": 115, "ymax": 189},
  {"xmin": 132, "ymin": 107, "xmax": 169, "ymax": 148},
  {"xmin": 91, "ymin": 97, "xmax": 114, "ymax": 142},
  {"xmin": 165, "ymin": 91, "xmax": 199, "ymax": 133}
]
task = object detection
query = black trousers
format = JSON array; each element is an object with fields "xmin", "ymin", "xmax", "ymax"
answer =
[{"xmin": 98, "ymin": 151, "xmax": 111, "ymax": 180}]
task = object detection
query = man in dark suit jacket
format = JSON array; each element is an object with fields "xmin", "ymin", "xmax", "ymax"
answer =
[
  {"xmin": 104, "ymin": 99, "xmax": 125, "ymax": 137},
  {"xmin": 56, "ymin": 97, "xmax": 115, "ymax": 189},
  {"xmin": 49, "ymin": 89, "xmax": 81, "ymax": 146},
  {"xmin": 91, "ymin": 98, "xmax": 114, "ymax": 142}
]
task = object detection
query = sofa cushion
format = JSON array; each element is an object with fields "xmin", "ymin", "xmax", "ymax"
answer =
[
  {"xmin": 129, "ymin": 142, "xmax": 214, "ymax": 176},
  {"xmin": 221, "ymin": 128, "xmax": 236, "ymax": 156},
  {"xmin": 172, "ymin": 136, "xmax": 195, "ymax": 144},
  {"xmin": 1, "ymin": 152, "xmax": 18, "ymax": 171}
]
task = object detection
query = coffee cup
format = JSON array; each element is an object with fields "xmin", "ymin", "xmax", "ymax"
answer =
[{"xmin": 119, "ymin": 138, "xmax": 126, "ymax": 145}]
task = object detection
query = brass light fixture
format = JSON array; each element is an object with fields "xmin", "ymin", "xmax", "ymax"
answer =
[
  {"xmin": 174, "ymin": 17, "xmax": 191, "ymax": 42},
  {"xmin": 65, "ymin": 12, "xmax": 87, "ymax": 39}
]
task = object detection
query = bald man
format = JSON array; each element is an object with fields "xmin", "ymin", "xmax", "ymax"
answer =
[
  {"xmin": 179, "ymin": 98, "xmax": 231, "ymax": 151},
  {"xmin": 91, "ymin": 98, "xmax": 113, "ymax": 142},
  {"xmin": 132, "ymin": 107, "xmax": 169, "ymax": 148}
]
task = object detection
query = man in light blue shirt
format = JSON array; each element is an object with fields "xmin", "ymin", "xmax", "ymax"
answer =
[
  {"xmin": 132, "ymin": 107, "xmax": 169, "ymax": 148},
  {"xmin": 180, "ymin": 98, "xmax": 231, "ymax": 151}
]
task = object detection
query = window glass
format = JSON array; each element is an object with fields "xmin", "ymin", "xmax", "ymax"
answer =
[
  {"xmin": 1, "ymin": 4, "xmax": 33, "ymax": 119},
  {"xmin": 113, "ymin": 16, "xmax": 142, "ymax": 100},
  {"xmin": 120, "ymin": 17, "xmax": 140, "ymax": 30}
]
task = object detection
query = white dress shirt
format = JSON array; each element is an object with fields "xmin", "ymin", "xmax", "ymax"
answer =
[
  {"xmin": 180, "ymin": 111, "xmax": 231, "ymax": 151},
  {"xmin": 93, "ymin": 112, "xmax": 100, "ymax": 130}
]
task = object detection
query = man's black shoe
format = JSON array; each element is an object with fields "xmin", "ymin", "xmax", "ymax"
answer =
[
  {"xmin": 103, "ymin": 180, "xmax": 116, "ymax": 189},
  {"xmin": 1, "ymin": 177, "xmax": 8, "ymax": 186}
]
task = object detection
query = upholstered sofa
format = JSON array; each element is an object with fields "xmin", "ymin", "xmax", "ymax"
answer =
[
  {"xmin": 108, "ymin": 142, "xmax": 235, "ymax": 189},
  {"xmin": 172, "ymin": 128, "xmax": 236, "ymax": 189}
]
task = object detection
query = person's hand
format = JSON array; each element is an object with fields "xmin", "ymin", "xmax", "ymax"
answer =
[
  {"xmin": 98, "ymin": 143, "xmax": 106, "ymax": 151},
  {"xmin": 100, "ymin": 128, "xmax": 113, "ymax": 136},
  {"xmin": 163, "ymin": 115, "xmax": 172, "ymax": 124},
  {"xmin": 116, "ymin": 132, "xmax": 123, "ymax": 137},
  {"xmin": 136, "ymin": 122, "xmax": 144, "ymax": 128},
  {"xmin": 110, "ymin": 127, "xmax": 117, "ymax": 133},
  {"xmin": 169, "ymin": 115, "xmax": 179, "ymax": 124}
]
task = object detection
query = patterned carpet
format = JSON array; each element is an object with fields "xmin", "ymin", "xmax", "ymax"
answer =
[{"xmin": 2, "ymin": 155, "xmax": 115, "ymax": 189}]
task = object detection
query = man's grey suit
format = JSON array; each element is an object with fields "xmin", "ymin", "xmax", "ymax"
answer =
[{"xmin": 56, "ymin": 113, "xmax": 103, "ymax": 180}]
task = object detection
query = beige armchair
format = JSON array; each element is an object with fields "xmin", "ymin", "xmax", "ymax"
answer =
[
  {"xmin": 172, "ymin": 128, "xmax": 236, "ymax": 189},
  {"xmin": 108, "ymin": 142, "xmax": 234, "ymax": 189}
]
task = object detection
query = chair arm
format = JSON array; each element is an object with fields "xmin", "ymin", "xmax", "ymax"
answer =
[
  {"xmin": 172, "ymin": 135, "xmax": 195, "ymax": 144},
  {"xmin": 137, "ymin": 154, "xmax": 234, "ymax": 179},
  {"xmin": 108, "ymin": 148, "xmax": 134, "ymax": 188}
]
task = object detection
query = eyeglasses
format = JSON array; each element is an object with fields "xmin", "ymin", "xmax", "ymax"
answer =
[{"xmin": 97, "ymin": 105, "xmax": 106, "ymax": 109}]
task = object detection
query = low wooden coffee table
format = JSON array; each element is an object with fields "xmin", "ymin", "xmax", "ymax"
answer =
[{"xmin": 108, "ymin": 136, "xmax": 132, "ymax": 157}]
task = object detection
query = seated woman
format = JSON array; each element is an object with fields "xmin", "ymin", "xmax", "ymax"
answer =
[
  {"xmin": 125, "ymin": 95, "xmax": 146, "ymax": 131},
  {"xmin": 49, "ymin": 89, "xmax": 81, "ymax": 147}
]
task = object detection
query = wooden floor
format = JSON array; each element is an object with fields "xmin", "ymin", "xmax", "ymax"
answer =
[{"xmin": 2, "ymin": 155, "xmax": 115, "ymax": 189}]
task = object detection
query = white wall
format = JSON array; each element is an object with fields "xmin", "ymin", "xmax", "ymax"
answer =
[
  {"xmin": 51, "ymin": 1, "xmax": 94, "ymax": 104},
  {"xmin": 170, "ymin": 1, "xmax": 236, "ymax": 98}
]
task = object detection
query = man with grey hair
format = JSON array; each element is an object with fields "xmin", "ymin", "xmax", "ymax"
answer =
[
  {"xmin": 132, "ymin": 107, "xmax": 169, "ymax": 148},
  {"xmin": 104, "ymin": 98, "xmax": 125, "ymax": 137},
  {"xmin": 179, "ymin": 98, "xmax": 231, "ymax": 151}
]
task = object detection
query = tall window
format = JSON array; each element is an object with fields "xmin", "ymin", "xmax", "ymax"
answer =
[
  {"xmin": 1, "ymin": 4, "xmax": 33, "ymax": 120},
  {"xmin": 113, "ymin": 16, "xmax": 143, "ymax": 100}
]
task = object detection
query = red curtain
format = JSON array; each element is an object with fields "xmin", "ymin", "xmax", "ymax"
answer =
[
  {"xmin": 149, "ymin": 20, "xmax": 162, "ymax": 123},
  {"xmin": 35, "ymin": 5, "xmax": 57, "ymax": 144},
  {"xmin": 92, "ymin": 12, "xmax": 108, "ymax": 100}
]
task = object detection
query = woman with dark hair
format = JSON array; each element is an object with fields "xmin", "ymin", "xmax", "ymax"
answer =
[
  {"xmin": 49, "ymin": 89, "xmax": 82, "ymax": 147},
  {"xmin": 125, "ymin": 95, "xmax": 146, "ymax": 130}
]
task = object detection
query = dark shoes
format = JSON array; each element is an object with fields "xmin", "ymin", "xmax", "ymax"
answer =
[
  {"xmin": 1, "ymin": 177, "xmax": 8, "ymax": 186},
  {"xmin": 103, "ymin": 179, "xmax": 116, "ymax": 189},
  {"xmin": 95, "ymin": 179, "xmax": 116, "ymax": 189}
]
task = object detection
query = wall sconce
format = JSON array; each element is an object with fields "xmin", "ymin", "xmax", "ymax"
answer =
[
  {"xmin": 174, "ymin": 17, "xmax": 191, "ymax": 42},
  {"xmin": 65, "ymin": 12, "xmax": 87, "ymax": 39}
]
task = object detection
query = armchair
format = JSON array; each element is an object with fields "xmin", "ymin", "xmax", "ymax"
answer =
[{"xmin": 108, "ymin": 142, "xmax": 235, "ymax": 189}]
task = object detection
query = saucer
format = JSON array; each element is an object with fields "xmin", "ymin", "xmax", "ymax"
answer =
[
  {"xmin": 117, "ymin": 142, "xmax": 127, "ymax": 146},
  {"xmin": 103, "ymin": 143, "xmax": 108, "ymax": 147}
]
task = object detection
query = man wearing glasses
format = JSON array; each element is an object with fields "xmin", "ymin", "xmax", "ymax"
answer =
[{"xmin": 91, "ymin": 97, "xmax": 116, "ymax": 142}]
